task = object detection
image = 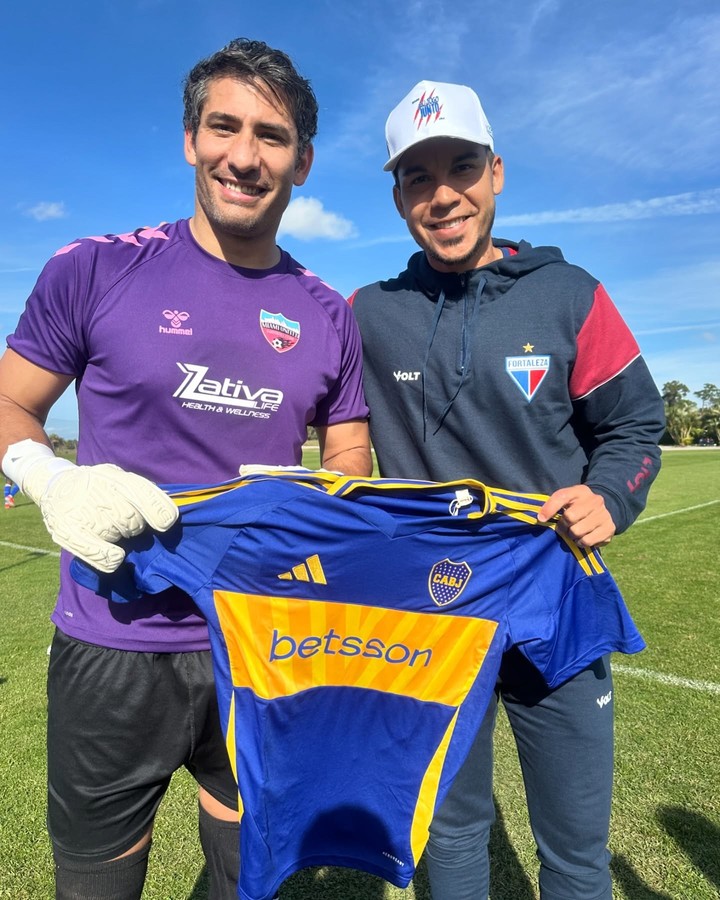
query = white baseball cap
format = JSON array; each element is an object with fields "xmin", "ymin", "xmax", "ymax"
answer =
[{"xmin": 384, "ymin": 80, "xmax": 494, "ymax": 172}]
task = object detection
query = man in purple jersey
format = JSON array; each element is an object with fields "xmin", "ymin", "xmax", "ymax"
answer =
[
  {"xmin": 350, "ymin": 81, "xmax": 665, "ymax": 900},
  {"xmin": 0, "ymin": 39, "xmax": 370, "ymax": 900}
]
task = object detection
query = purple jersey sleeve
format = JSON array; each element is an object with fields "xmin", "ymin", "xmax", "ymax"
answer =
[
  {"xmin": 9, "ymin": 242, "xmax": 94, "ymax": 375},
  {"xmin": 291, "ymin": 264, "xmax": 368, "ymax": 427}
]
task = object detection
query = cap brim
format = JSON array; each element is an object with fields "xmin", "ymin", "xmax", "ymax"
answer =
[{"xmin": 384, "ymin": 133, "xmax": 492, "ymax": 173}]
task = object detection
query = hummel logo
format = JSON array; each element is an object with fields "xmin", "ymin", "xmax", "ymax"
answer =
[
  {"xmin": 160, "ymin": 309, "xmax": 193, "ymax": 336},
  {"xmin": 596, "ymin": 691, "xmax": 612, "ymax": 709},
  {"xmin": 163, "ymin": 309, "xmax": 190, "ymax": 328},
  {"xmin": 278, "ymin": 554, "xmax": 327, "ymax": 584}
]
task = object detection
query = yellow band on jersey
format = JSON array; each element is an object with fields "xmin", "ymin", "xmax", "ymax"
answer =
[{"xmin": 213, "ymin": 591, "xmax": 497, "ymax": 707}]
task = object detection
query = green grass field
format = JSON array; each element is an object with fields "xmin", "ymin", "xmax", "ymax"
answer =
[{"xmin": 1, "ymin": 449, "xmax": 718, "ymax": 899}]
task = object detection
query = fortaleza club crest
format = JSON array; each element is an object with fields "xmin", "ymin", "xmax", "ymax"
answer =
[
  {"xmin": 428, "ymin": 559, "xmax": 472, "ymax": 607},
  {"xmin": 260, "ymin": 310, "xmax": 300, "ymax": 353},
  {"xmin": 505, "ymin": 353, "xmax": 550, "ymax": 401}
]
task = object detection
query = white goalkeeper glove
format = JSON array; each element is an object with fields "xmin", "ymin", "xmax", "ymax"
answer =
[{"xmin": 2, "ymin": 439, "xmax": 178, "ymax": 573}]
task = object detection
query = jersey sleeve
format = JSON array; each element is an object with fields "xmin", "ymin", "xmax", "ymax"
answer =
[
  {"xmin": 7, "ymin": 242, "xmax": 95, "ymax": 375},
  {"xmin": 499, "ymin": 520, "xmax": 645, "ymax": 685},
  {"xmin": 70, "ymin": 479, "xmax": 294, "ymax": 604},
  {"xmin": 70, "ymin": 519, "xmax": 238, "ymax": 604},
  {"xmin": 311, "ymin": 295, "xmax": 369, "ymax": 426},
  {"xmin": 569, "ymin": 283, "xmax": 665, "ymax": 533}
]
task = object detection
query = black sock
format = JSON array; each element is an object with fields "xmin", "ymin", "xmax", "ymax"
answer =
[
  {"xmin": 198, "ymin": 802, "xmax": 240, "ymax": 900},
  {"xmin": 53, "ymin": 841, "xmax": 151, "ymax": 900}
]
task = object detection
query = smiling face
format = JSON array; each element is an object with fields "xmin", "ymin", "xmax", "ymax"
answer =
[
  {"xmin": 393, "ymin": 138, "xmax": 504, "ymax": 273},
  {"xmin": 184, "ymin": 75, "xmax": 313, "ymax": 268}
]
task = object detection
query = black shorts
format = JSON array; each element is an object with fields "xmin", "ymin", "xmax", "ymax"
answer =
[{"xmin": 47, "ymin": 629, "xmax": 238, "ymax": 860}]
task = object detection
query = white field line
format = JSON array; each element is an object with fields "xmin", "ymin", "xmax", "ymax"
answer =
[
  {"xmin": 3, "ymin": 482, "xmax": 716, "ymax": 705},
  {"xmin": 635, "ymin": 498, "xmax": 720, "ymax": 524},
  {"xmin": 621, "ymin": 498, "xmax": 720, "ymax": 696},
  {"xmin": 614, "ymin": 664, "xmax": 720, "ymax": 695},
  {"xmin": 2, "ymin": 540, "xmax": 719, "ymax": 695},
  {"xmin": 0, "ymin": 540, "xmax": 60, "ymax": 557},
  {"xmin": 1, "ymin": 500, "xmax": 717, "ymax": 557}
]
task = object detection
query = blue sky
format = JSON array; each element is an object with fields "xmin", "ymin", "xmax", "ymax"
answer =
[{"xmin": 3, "ymin": 0, "xmax": 719, "ymax": 438}]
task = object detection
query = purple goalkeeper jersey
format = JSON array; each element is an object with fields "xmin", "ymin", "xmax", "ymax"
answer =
[{"xmin": 9, "ymin": 219, "xmax": 368, "ymax": 651}]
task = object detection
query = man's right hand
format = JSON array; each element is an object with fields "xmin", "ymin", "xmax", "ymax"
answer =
[
  {"xmin": 537, "ymin": 484, "xmax": 616, "ymax": 549},
  {"xmin": 3, "ymin": 440, "xmax": 178, "ymax": 573}
]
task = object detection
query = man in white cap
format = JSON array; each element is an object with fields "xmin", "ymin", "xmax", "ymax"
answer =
[{"xmin": 350, "ymin": 81, "xmax": 665, "ymax": 900}]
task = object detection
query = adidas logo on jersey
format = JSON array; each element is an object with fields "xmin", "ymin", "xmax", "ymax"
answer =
[{"xmin": 278, "ymin": 554, "xmax": 327, "ymax": 584}]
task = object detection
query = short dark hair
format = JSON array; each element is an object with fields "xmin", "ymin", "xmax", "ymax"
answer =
[{"xmin": 183, "ymin": 38, "xmax": 318, "ymax": 156}]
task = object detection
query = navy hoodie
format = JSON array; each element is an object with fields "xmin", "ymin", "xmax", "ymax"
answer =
[{"xmin": 350, "ymin": 240, "xmax": 665, "ymax": 534}]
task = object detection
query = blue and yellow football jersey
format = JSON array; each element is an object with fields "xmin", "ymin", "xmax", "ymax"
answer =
[{"xmin": 72, "ymin": 471, "xmax": 644, "ymax": 900}]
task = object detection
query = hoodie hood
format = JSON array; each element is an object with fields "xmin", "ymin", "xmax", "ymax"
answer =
[{"xmin": 405, "ymin": 239, "xmax": 567, "ymax": 304}]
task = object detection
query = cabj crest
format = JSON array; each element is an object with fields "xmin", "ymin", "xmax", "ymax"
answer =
[{"xmin": 428, "ymin": 559, "xmax": 472, "ymax": 607}]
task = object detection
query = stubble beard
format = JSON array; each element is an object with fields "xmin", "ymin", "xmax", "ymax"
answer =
[
  {"xmin": 194, "ymin": 170, "xmax": 292, "ymax": 245},
  {"xmin": 196, "ymin": 181, "xmax": 268, "ymax": 240},
  {"xmin": 425, "ymin": 204, "xmax": 496, "ymax": 271}
]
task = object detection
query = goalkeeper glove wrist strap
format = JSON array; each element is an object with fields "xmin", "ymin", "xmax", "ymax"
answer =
[{"xmin": 2, "ymin": 439, "xmax": 75, "ymax": 503}]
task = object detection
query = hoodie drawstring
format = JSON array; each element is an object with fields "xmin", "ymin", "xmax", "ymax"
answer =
[{"xmin": 422, "ymin": 276, "xmax": 486, "ymax": 438}]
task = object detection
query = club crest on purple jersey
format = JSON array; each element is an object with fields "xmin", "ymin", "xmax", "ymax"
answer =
[
  {"xmin": 428, "ymin": 559, "xmax": 472, "ymax": 606},
  {"xmin": 260, "ymin": 310, "xmax": 300, "ymax": 353},
  {"xmin": 505, "ymin": 355, "xmax": 550, "ymax": 401}
]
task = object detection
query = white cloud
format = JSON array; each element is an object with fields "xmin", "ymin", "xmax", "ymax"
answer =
[
  {"xmin": 611, "ymin": 258, "xmax": 720, "ymax": 325},
  {"xmin": 610, "ymin": 259, "xmax": 720, "ymax": 393},
  {"xmin": 506, "ymin": 10, "xmax": 720, "ymax": 172},
  {"xmin": 278, "ymin": 197, "xmax": 357, "ymax": 241},
  {"xmin": 322, "ymin": 4, "xmax": 720, "ymax": 180},
  {"xmin": 634, "ymin": 322, "xmax": 720, "ymax": 338},
  {"xmin": 320, "ymin": 0, "xmax": 475, "ymax": 163},
  {"xmin": 496, "ymin": 188, "xmax": 720, "ymax": 227},
  {"xmin": 24, "ymin": 201, "xmax": 67, "ymax": 222},
  {"xmin": 351, "ymin": 233, "xmax": 415, "ymax": 249},
  {"xmin": 644, "ymin": 343, "xmax": 720, "ymax": 396}
]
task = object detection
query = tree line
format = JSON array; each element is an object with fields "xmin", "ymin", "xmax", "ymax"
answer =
[
  {"xmin": 661, "ymin": 382, "xmax": 720, "ymax": 446},
  {"xmin": 48, "ymin": 435, "xmax": 78, "ymax": 456},
  {"xmin": 47, "ymin": 386, "xmax": 720, "ymax": 456}
]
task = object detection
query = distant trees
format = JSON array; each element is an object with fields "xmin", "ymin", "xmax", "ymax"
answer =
[
  {"xmin": 40, "ymin": 389, "xmax": 720, "ymax": 451},
  {"xmin": 661, "ymin": 382, "xmax": 720, "ymax": 445},
  {"xmin": 48, "ymin": 434, "xmax": 78, "ymax": 454}
]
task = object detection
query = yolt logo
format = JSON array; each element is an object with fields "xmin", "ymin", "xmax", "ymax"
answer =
[
  {"xmin": 174, "ymin": 363, "xmax": 283, "ymax": 413},
  {"xmin": 627, "ymin": 456, "xmax": 654, "ymax": 493},
  {"xmin": 269, "ymin": 627, "xmax": 433, "ymax": 668},
  {"xmin": 394, "ymin": 370, "xmax": 420, "ymax": 382}
]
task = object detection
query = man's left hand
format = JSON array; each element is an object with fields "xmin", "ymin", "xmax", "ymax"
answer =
[{"xmin": 537, "ymin": 485, "xmax": 616, "ymax": 548}]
